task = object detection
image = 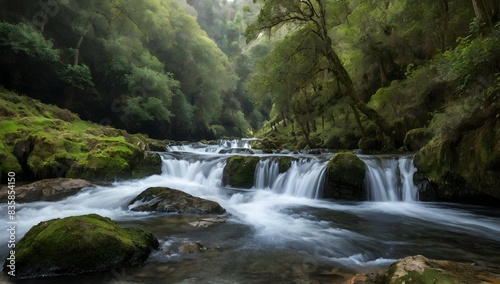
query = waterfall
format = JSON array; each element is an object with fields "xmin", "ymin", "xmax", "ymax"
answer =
[
  {"xmin": 271, "ymin": 159, "xmax": 328, "ymax": 198},
  {"xmin": 254, "ymin": 158, "xmax": 281, "ymax": 189},
  {"xmin": 160, "ymin": 154, "xmax": 226, "ymax": 188},
  {"xmin": 362, "ymin": 156, "xmax": 418, "ymax": 202},
  {"xmin": 167, "ymin": 138, "xmax": 258, "ymax": 154},
  {"xmin": 253, "ymin": 158, "xmax": 328, "ymax": 199}
]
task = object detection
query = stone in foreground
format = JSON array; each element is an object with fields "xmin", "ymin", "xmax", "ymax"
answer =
[
  {"xmin": 3, "ymin": 214, "xmax": 159, "ymax": 278},
  {"xmin": 384, "ymin": 255, "xmax": 500, "ymax": 284},
  {"xmin": 129, "ymin": 187, "xmax": 226, "ymax": 214}
]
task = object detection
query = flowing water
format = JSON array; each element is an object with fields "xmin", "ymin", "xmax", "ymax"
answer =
[{"xmin": 1, "ymin": 142, "xmax": 500, "ymax": 283}]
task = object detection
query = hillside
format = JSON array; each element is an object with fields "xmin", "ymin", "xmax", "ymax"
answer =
[{"xmin": 0, "ymin": 87, "xmax": 164, "ymax": 182}]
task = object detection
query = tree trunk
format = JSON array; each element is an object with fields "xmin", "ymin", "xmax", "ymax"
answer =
[
  {"xmin": 74, "ymin": 35, "xmax": 84, "ymax": 66},
  {"xmin": 472, "ymin": 0, "xmax": 495, "ymax": 34},
  {"xmin": 316, "ymin": 0, "xmax": 398, "ymax": 145}
]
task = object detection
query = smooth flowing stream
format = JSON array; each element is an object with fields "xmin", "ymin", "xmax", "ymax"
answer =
[{"xmin": 1, "ymin": 143, "xmax": 500, "ymax": 283}]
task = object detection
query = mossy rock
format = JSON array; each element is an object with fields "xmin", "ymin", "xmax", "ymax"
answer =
[
  {"xmin": 222, "ymin": 155, "xmax": 260, "ymax": 188},
  {"xmin": 383, "ymin": 255, "xmax": 499, "ymax": 284},
  {"xmin": 129, "ymin": 187, "xmax": 226, "ymax": 214},
  {"xmin": 67, "ymin": 139, "xmax": 144, "ymax": 180},
  {"xmin": 131, "ymin": 152, "xmax": 162, "ymax": 179},
  {"xmin": 404, "ymin": 128, "xmax": 433, "ymax": 151},
  {"xmin": 358, "ymin": 137, "xmax": 382, "ymax": 153},
  {"xmin": 3, "ymin": 214, "xmax": 159, "ymax": 278},
  {"xmin": 0, "ymin": 140, "xmax": 22, "ymax": 181},
  {"xmin": 0, "ymin": 89, "xmax": 160, "ymax": 181},
  {"xmin": 322, "ymin": 152, "xmax": 366, "ymax": 200},
  {"xmin": 277, "ymin": 156, "xmax": 295, "ymax": 173},
  {"xmin": 415, "ymin": 118, "xmax": 500, "ymax": 205}
]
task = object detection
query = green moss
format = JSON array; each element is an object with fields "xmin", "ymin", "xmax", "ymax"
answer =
[
  {"xmin": 222, "ymin": 155, "xmax": 260, "ymax": 188},
  {"xmin": 404, "ymin": 128, "xmax": 434, "ymax": 151},
  {"xmin": 4, "ymin": 214, "xmax": 159, "ymax": 278},
  {"xmin": 277, "ymin": 156, "xmax": 294, "ymax": 173},
  {"xmin": 0, "ymin": 88, "xmax": 162, "ymax": 181},
  {"xmin": 323, "ymin": 152, "xmax": 366, "ymax": 200},
  {"xmin": 390, "ymin": 269, "xmax": 455, "ymax": 284}
]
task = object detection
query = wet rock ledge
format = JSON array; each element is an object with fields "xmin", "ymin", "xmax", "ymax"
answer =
[{"xmin": 0, "ymin": 178, "xmax": 93, "ymax": 203}]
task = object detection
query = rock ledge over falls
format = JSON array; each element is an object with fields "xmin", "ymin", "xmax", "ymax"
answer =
[
  {"xmin": 129, "ymin": 187, "xmax": 226, "ymax": 214},
  {"xmin": 2, "ymin": 214, "xmax": 159, "ymax": 279},
  {"xmin": 0, "ymin": 178, "xmax": 92, "ymax": 203}
]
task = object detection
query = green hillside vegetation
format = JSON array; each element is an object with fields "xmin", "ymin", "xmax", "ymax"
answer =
[
  {"xmin": 0, "ymin": 0, "xmax": 264, "ymax": 140},
  {"xmin": 0, "ymin": 87, "xmax": 163, "ymax": 181}
]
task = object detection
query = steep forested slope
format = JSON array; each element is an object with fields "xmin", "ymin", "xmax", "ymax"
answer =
[{"xmin": 0, "ymin": 0, "xmax": 261, "ymax": 140}]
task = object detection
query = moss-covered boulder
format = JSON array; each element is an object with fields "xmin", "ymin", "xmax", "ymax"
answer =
[
  {"xmin": 129, "ymin": 187, "xmax": 226, "ymax": 214},
  {"xmin": 414, "ymin": 119, "xmax": 500, "ymax": 205},
  {"xmin": 222, "ymin": 155, "xmax": 260, "ymax": 188},
  {"xmin": 322, "ymin": 152, "xmax": 366, "ymax": 200},
  {"xmin": 404, "ymin": 128, "xmax": 434, "ymax": 151},
  {"xmin": 383, "ymin": 255, "xmax": 500, "ymax": 284},
  {"xmin": 3, "ymin": 214, "xmax": 159, "ymax": 278},
  {"xmin": 277, "ymin": 156, "xmax": 295, "ymax": 173}
]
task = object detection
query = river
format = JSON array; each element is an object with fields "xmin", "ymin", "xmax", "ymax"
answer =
[{"xmin": 1, "ymin": 140, "xmax": 499, "ymax": 283}]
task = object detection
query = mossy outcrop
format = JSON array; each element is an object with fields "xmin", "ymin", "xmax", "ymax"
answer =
[
  {"xmin": 131, "ymin": 152, "xmax": 163, "ymax": 179},
  {"xmin": 222, "ymin": 155, "xmax": 260, "ymax": 188},
  {"xmin": 3, "ymin": 214, "xmax": 159, "ymax": 278},
  {"xmin": 383, "ymin": 255, "xmax": 500, "ymax": 284},
  {"xmin": 129, "ymin": 187, "xmax": 226, "ymax": 214},
  {"xmin": 404, "ymin": 128, "xmax": 434, "ymax": 151},
  {"xmin": 414, "ymin": 119, "xmax": 500, "ymax": 205},
  {"xmin": 322, "ymin": 152, "xmax": 366, "ymax": 200},
  {"xmin": 0, "ymin": 88, "xmax": 165, "ymax": 181}
]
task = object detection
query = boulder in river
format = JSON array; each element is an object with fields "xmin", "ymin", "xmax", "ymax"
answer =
[
  {"xmin": 383, "ymin": 255, "xmax": 500, "ymax": 283},
  {"xmin": 2, "ymin": 214, "xmax": 159, "ymax": 278},
  {"xmin": 222, "ymin": 155, "xmax": 260, "ymax": 188},
  {"xmin": 0, "ymin": 178, "xmax": 92, "ymax": 203},
  {"xmin": 129, "ymin": 187, "xmax": 226, "ymax": 214},
  {"xmin": 322, "ymin": 152, "xmax": 366, "ymax": 200}
]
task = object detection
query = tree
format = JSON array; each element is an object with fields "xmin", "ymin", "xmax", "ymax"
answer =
[{"xmin": 246, "ymin": 0, "xmax": 399, "ymax": 144}]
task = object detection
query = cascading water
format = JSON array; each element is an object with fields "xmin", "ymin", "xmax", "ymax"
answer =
[
  {"xmin": 362, "ymin": 155, "xmax": 419, "ymax": 202},
  {"xmin": 253, "ymin": 157, "xmax": 328, "ymax": 198},
  {"xmin": 254, "ymin": 158, "xmax": 280, "ymax": 189},
  {"xmin": 1, "ymin": 141, "xmax": 499, "ymax": 283}
]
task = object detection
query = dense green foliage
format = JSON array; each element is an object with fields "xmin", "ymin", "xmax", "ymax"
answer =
[
  {"xmin": 0, "ymin": 0, "xmax": 264, "ymax": 140},
  {"xmin": 247, "ymin": 0, "xmax": 499, "ymax": 152}
]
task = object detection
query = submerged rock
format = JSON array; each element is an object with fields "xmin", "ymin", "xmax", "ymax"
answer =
[
  {"xmin": 188, "ymin": 216, "xmax": 227, "ymax": 228},
  {"xmin": 222, "ymin": 155, "xmax": 260, "ymax": 188},
  {"xmin": 0, "ymin": 178, "xmax": 92, "ymax": 203},
  {"xmin": 383, "ymin": 255, "xmax": 500, "ymax": 284},
  {"xmin": 129, "ymin": 187, "xmax": 226, "ymax": 214},
  {"xmin": 177, "ymin": 242, "xmax": 205, "ymax": 254},
  {"xmin": 322, "ymin": 152, "xmax": 366, "ymax": 200},
  {"xmin": 3, "ymin": 214, "xmax": 159, "ymax": 278}
]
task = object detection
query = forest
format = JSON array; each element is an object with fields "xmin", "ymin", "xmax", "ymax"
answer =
[{"xmin": 0, "ymin": 0, "xmax": 498, "ymax": 147}]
